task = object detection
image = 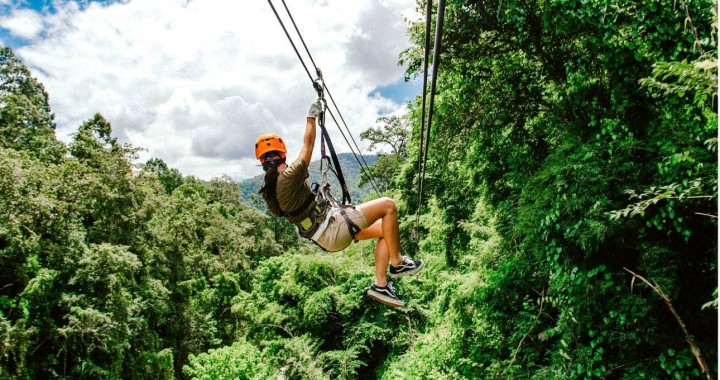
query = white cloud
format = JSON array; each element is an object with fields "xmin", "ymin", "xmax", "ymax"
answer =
[
  {"xmin": 0, "ymin": 8, "xmax": 44, "ymax": 40},
  {"xmin": 10, "ymin": 0, "xmax": 416, "ymax": 180}
]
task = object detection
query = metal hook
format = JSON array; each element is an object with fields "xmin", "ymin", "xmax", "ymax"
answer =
[
  {"xmin": 320, "ymin": 156, "xmax": 331, "ymax": 183},
  {"xmin": 313, "ymin": 67, "xmax": 324, "ymax": 99}
]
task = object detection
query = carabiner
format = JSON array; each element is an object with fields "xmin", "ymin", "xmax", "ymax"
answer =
[{"xmin": 313, "ymin": 67, "xmax": 324, "ymax": 99}]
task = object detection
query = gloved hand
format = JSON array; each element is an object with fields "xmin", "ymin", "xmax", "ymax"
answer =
[{"xmin": 307, "ymin": 99, "xmax": 323, "ymax": 119}]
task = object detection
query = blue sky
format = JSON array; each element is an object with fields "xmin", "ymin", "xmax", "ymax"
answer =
[
  {"xmin": 375, "ymin": 77, "xmax": 422, "ymax": 105},
  {"xmin": 0, "ymin": 0, "xmax": 420, "ymax": 180},
  {"xmin": 0, "ymin": 0, "xmax": 123, "ymax": 48}
]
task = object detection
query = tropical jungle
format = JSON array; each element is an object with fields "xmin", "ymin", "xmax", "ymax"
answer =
[{"xmin": 0, "ymin": 0, "xmax": 717, "ymax": 379}]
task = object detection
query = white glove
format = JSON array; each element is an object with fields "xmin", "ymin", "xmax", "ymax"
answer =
[{"xmin": 307, "ymin": 99, "xmax": 323, "ymax": 118}]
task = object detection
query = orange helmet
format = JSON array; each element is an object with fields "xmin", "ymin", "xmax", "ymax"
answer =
[{"xmin": 255, "ymin": 133, "xmax": 287, "ymax": 161}]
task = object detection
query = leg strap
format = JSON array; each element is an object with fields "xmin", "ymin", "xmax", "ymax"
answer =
[{"xmin": 338, "ymin": 206, "xmax": 362, "ymax": 241}]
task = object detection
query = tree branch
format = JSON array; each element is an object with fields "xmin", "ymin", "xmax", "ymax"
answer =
[
  {"xmin": 623, "ymin": 267, "xmax": 714, "ymax": 380},
  {"xmin": 508, "ymin": 288, "xmax": 545, "ymax": 371},
  {"xmin": 678, "ymin": 0, "xmax": 706, "ymax": 56}
]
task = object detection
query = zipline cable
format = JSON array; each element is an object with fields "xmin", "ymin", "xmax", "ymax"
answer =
[
  {"xmin": 266, "ymin": 0, "xmax": 314, "ymax": 82},
  {"xmin": 278, "ymin": 0, "xmax": 319, "ymax": 71},
  {"xmin": 278, "ymin": 0, "xmax": 382, "ymax": 197},
  {"xmin": 417, "ymin": 0, "xmax": 446, "ymax": 224},
  {"xmin": 267, "ymin": 0, "xmax": 383, "ymax": 198},
  {"xmin": 266, "ymin": 0, "xmax": 354, "ymax": 204},
  {"xmin": 415, "ymin": 0, "xmax": 433, "ymax": 228}
]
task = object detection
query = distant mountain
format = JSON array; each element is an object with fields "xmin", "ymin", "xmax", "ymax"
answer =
[{"xmin": 239, "ymin": 153, "xmax": 379, "ymax": 206}]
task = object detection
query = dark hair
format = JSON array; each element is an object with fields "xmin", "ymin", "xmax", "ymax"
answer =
[{"xmin": 258, "ymin": 159, "xmax": 285, "ymax": 217}]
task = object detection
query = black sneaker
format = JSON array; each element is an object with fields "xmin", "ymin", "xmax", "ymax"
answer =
[
  {"xmin": 389, "ymin": 256, "xmax": 424, "ymax": 279},
  {"xmin": 367, "ymin": 281, "xmax": 405, "ymax": 308}
]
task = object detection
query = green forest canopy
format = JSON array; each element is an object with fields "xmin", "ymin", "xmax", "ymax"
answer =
[{"xmin": 0, "ymin": 0, "xmax": 718, "ymax": 378}]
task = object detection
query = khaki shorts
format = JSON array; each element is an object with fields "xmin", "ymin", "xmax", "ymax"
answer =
[{"xmin": 314, "ymin": 206, "xmax": 369, "ymax": 252}]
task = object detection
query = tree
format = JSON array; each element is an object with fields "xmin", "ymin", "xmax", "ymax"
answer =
[
  {"xmin": 390, "ymin": 0, "xmax": 717, "ymax": 378},
  {"xmin": 183, "ymin": 340, "xmax": 276, "ymax": 380},
  {"xmin": 360, "ymin": 115, "xmax": 410, "ymax": 156},
  {"xmin": 0, "ymin": 47, "xmax": 64, "ymax": 162},
  {"xmin": 360, "ymin": 115, "xmax": 410, "ymax": 192},
  {"xmin": 69, "ymin": 114, "xmax": 144, "ymax": 245},
  {"xmin": 144, "ymin": 158, "xmax": 184, "ymax": 195}
]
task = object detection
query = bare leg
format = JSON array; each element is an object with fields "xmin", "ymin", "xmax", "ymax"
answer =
[
  {"xmin": 374, "ymin": 238, "xmax": 389, "ymax": 286},
  {"xmin": 355, "ymin": 198, "xmax": 403, "ymax": 284}
]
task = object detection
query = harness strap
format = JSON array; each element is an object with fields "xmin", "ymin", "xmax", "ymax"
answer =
[
  {"xmin": 314, "ymin": 74, "xmax": 352, "ymax": 206},
  {"xmin": 309, "ymin": 204, "xmax": 361, "ymax": 245},
  {"xmin": 319, "ymin": 124, "xmax": 352, "ymax": 205},
  {"xmin": 338, "ymin": 207, "xmax": 362, "ymax": 240}
]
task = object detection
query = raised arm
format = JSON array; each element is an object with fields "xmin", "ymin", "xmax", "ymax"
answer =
[
  {"xmin": 298, "ymin": 99, "xmax": 323, "ymax": 166},
  {"xmin": 298, "ymin": 117, "xmax": 316, "ymax": 166}
]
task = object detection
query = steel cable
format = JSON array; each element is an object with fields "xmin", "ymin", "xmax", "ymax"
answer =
[{"xmin": 268, "ymin": 0, "xmax": 383, "ymax": 197}]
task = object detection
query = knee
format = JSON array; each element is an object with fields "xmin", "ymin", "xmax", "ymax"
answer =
[{"xmin": 381, "ymin": 197, "xmax": 397, "ymax": 215}]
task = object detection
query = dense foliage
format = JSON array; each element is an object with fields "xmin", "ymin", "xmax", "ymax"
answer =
[
  {"xmin": 0, "ymin": 46, "xmax": 287, "ymax": 378},
  {"xmin": 1, "ymin": 0, "xmax": 717, "ymax": 377},
  {"xmin": 391, "ymin": 0, "xmax": 718, "ymax": 378}
]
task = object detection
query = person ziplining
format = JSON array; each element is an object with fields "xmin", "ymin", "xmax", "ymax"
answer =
[
  {"xmin": 254, "ymin": 0, "xmax": 451, "ymax": 307},
  {"xmin": 254, "ymin": 93, "xmax": 423, "ymax": 307}
]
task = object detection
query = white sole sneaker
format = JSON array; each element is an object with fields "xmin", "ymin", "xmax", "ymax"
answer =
[
  {"xmin": 388, "ymin": 260, "xmax": 424, "ymax": 279},
  {"xmin": 367, "ymin": 289, "xmax": 405, "ymax": 308}
]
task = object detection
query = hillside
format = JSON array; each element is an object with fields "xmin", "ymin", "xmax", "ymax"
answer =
[{"xmin": 239, "ymin": 152, "xmax": 379, "ymax": 206}]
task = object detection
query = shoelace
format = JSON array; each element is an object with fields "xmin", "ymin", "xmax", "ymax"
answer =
[{"xmin": 386, "ymin": 281, "xmax": 397, "ymax": 296}]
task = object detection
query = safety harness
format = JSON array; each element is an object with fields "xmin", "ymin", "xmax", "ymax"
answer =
[
  {"xmin": 294, "ymin": 71, "xmax": 362, "ymax": 250},
  {"xmin": 295, "ymin": 171, "xmax": 362, "ymax": 251},
  {"xmin": 265, "ymin": 0, "xmax": 389, "ymax": 246}
]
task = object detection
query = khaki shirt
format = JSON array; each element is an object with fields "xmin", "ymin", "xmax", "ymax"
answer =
[{"xmin": 276, "ymin": 157, "xmax": 315, "ymax": 224}]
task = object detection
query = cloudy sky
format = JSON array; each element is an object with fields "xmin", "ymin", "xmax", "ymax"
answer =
[{"xmin": 0, "ymin": 0, "xmax": 420, "ymax": 179}]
